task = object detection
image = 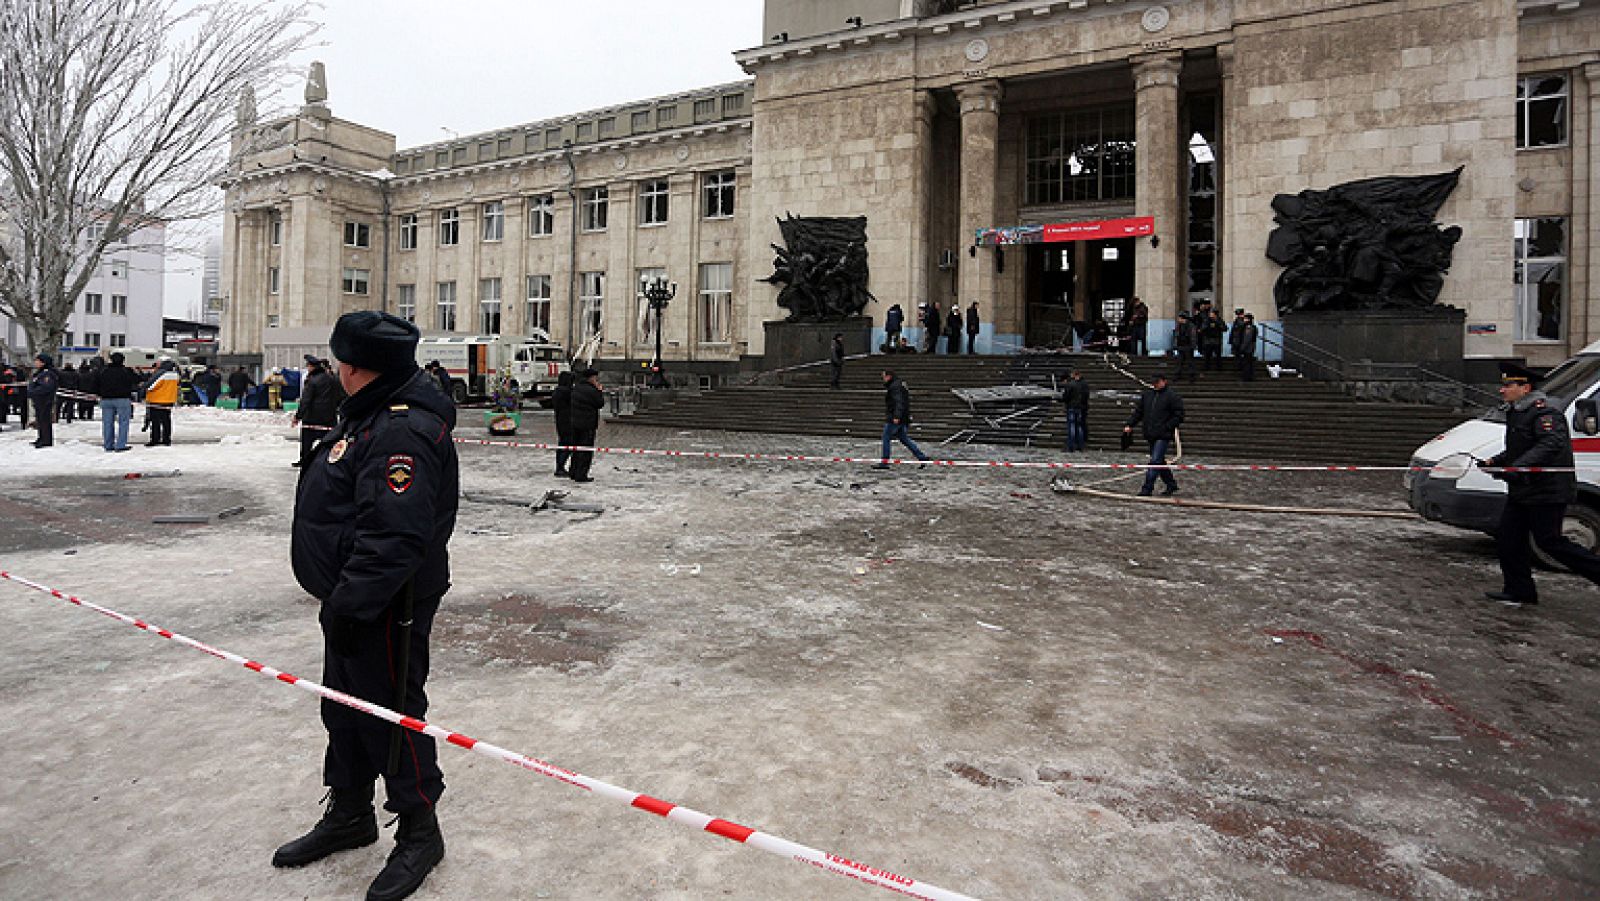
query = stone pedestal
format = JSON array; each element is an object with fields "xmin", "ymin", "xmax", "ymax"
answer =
[
  {"xmin": 762, "ymin": 317, "xmax": 872, "ymax": 371},
  {"xmin": 1282, "ymin": 307, "xmax": 1467, "ymax": 379}
]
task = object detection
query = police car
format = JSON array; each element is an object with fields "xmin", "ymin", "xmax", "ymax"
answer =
[{"xmin": 1407, "ymin": 340, "xmax": 1600, "ymax": 564}]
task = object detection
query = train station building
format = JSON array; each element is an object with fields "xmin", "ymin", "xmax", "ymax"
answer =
[{"xmin": 219, "ymin": 0, "xmax": 1600, "ymax": 376}]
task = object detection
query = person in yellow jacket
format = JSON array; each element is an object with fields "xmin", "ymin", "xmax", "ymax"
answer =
[
  {"xmin": 143, "ymin": 358, "xmax": 180, "ymax": 446},
  {"xmin": 265, "ymin": 367, "xmax": 288, "ymax": 411}
]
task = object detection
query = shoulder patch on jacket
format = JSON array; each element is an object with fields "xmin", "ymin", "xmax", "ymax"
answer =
[
  {"xmin": 1540, "ymin": 415, "xmax": 1557, "ymax": 431},
  {"xmin": 386, "ymin": 454, "xmax": 415, "ymax": 493}
]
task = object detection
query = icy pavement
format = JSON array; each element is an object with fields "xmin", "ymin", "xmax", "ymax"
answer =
[{"xmin": 0, "ymin": 408, "xmax": 1597, "ymax": 899}]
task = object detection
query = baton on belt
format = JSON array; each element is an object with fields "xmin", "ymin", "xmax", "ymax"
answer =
[{"xmin": 386, "ymin": 576, "xmax": 416, "ymax": 776}]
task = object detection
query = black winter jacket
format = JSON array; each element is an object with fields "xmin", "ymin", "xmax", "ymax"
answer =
[
  {"xmin": 297, "ymin": 369, "xmax": 344, "ymax": 426},
  {"xmin": 885, "ymin": 377, "xmax": 912, "ymax": 424},
  {"xmin": 1061, "ymin": 378, "xmax": 1090, "ymax": 411},
  {"xmin": 228, "ymin": 370, "xmax": 253, "ymax": 396},
  {"xmin": 1127, "ymin": 386, "xmax": 1185, "ymax": 441},
  {"xmin": 551, "ymin": 384, "xmax": 574, "ymax": 433},
  {"xmin": 291, "ymin": 367, "xmax": 459, "ymax": 622},
  {"xmin": 96, "ymin": 362, "xmax": 140, "ymax": 399},
  {"xmin": 885, "ymin": 306, "xmax": 904, "ymax": 332},
  {"xmin": 27, "ymin": 366, "xmax": 57, "ymax": 400},
  {"xmin": 1486, "ymin": 392, "xmax": 1577, "ymax": 505},
  {"xmin": 568, "ymin": 382, "xmax": 606, "ymax": 432}
]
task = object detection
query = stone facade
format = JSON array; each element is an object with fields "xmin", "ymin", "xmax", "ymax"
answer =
[{"xmin": 220, "ymin": 0, "xmax": 1600, "ymax": 374}]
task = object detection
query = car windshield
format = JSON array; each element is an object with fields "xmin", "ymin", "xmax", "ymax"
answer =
[{"xmin": 1479, "ymin": 354, "xmax": 1600, "ymax": 423}]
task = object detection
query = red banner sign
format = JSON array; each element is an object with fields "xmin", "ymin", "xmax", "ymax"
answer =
[{"xmin": 976, "ymin": 216, "xmax": 1155, "ymax": 246}]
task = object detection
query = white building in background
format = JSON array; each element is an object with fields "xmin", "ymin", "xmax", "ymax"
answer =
[
  {"xmin": 200, "ymin": 233, "xmax": 223, "ymax": 325},
  {"xmin": 50, "ymin": 221, "xmax": 167, "ymax": 357}
]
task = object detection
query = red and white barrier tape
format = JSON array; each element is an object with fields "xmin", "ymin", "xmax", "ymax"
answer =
[
  {"xmin": 452, "ymin": 437, "xmax": 1591, "ymax": 475},
  {"xmin": 0, "ymin": 570, "xmax": 980, "ymax": 901}
]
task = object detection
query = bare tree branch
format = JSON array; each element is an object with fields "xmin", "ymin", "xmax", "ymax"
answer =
[{"xmin": 0, "ymin": 0, "xmax": 316, "ymax": 356}]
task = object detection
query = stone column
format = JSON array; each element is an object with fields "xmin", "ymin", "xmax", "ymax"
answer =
[
  {"xmin": 1215, "ymin": 43, "xmax": 1234, "ymax": 317},
  {"xmin": 910, "ymin": 90, "xmax": 938, "ymax": 314},
  {"xmin": 1133, "ymin": 54, "xmax": 1182, "ymax": 323},
  {"xmin": 1581, "ymin": 61, "xmax": 1600, "ymax": 349},
  {"xmin": 956, "ymin": 80, "xmax": 1001, "ymax": 330}
]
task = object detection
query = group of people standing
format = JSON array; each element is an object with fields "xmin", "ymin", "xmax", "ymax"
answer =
[
  {"xmin": 881, "ymin": 301, "xmax": 981, "ymax": 355},
  {"xmin": 1, "ymin": 352, "xmax": 142, "ymax": 450},
  {"xmin": 1170, "ymin": 301, "xmax": 1259, "ymax": 381}
]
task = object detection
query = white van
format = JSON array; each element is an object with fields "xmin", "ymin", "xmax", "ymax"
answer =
[{"xmin": 1407, "ymin": 340, "xmax": 1600, "ymax": 560}]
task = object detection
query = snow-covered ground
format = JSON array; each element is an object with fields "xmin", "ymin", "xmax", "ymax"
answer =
[{"xmin": 0, "ymin": 408, "xmax": 1597, "ymax": 900}]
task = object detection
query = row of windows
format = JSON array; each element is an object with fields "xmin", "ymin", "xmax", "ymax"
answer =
[
  {"xmin": 391, "ymin": 264, "xmax": 733, "ymax": 344},
  {"xmin": 394, "ymin": 93, "xmax": 748, "ymax": 175},
  {"xmin": 387, "ymin": 172, "xmax": 737, "ymax": 251},
  {"xmin": 63, "ymin": 332, "xmax": 126, "ymax": 348},
  {"xmin": 81, "ymin": 293, "xmax": 129, "ymax": 315}
]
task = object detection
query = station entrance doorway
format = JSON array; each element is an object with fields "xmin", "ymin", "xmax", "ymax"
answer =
[{"xmin": 1024, "ymin": 237, "xmax": 1136, "ymax": 349}]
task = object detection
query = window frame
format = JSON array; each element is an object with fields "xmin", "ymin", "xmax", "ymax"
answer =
[
  {"xmin": 343, "ymin": 221, "xmax": 371, "ymax": 248},
  {"xmin": 84, "ymin": 331, "xmax": 102, "ymax": 347},
  {"xmin": 438, "ymin": 208, "xmax": 460, "ymax": 246},
  {"xmin": 84, "ymin": 292, "xmax": 103, "ymax": 314},
  {"xmin": 525, "ymin": 274, "xmax": 552, "ymax": 335},
  {"xmin": 1513, "ymin": 216, "xmax": 1567, "ymax": 342},
  {"xmin": 579, "ymin": 271, "xmax": 606, "ymax": 342},
  {"xmin": 639, "ymin": 179, "xmax": 670, "ymax": 227},
  {"xmin": 1516, "ymin": 73, "xmax": 1569, "ymax": 150},
  {"xmin": 397, "ymin": 284, "xmax": 416, "ymax": 322},
  {"xmin": 268, "ymin": 266, "xmax": 281, "ymax": 295},
  {"xmin": 111, "ymin": 294, "xmax": 127, "ymax": 316},
  {"xmin": 698, "ymin": 262, "xmax": 734, "ymax": 344},
  {"xmin": 479, "ymin": 277, "xmax": 503, "ymax": 334},
  {"xmin": 481, "ymin": 200, "xmax": 505, "ymax": 242},
  {"xmin": 269, "ymin": 214, "xmax": 283, "ymax": 246},
  {"xmin": 702, "ymin": 171, "xmax": 736, "ymax": 219},
  {"xmin": 342, "ymin": 267, "xmax": 371, "ymax": 296},
  {"xmin": 581, "ymin": 187, "xmax": 609, "ymax": 232},
  {"xmin": 398, "ymin": 213, "xmax": 418, "ymax": 251},
  {"xmin": 436, "ymin": 281, "xmax": 458, "ymax": 331},
  {"xmin": 527, "ymin": 195, "xmax": 555, "ymax": 237}
]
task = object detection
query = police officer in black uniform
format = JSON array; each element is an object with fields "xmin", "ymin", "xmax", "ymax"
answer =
[
  {"xmin": 277, "ymin": 311, "xmax": 459, "ymax": 901},
  {"xmin": 1479, "ymin": 362, "xmax": 1600, "ymax": 605}
]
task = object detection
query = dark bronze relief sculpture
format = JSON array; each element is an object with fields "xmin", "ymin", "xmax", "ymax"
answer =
[
  {"xmin": 764, "ymin": 214, "xmax": 875, "ymax": 321},
  {"xmin": 1266, "ymin": 167, "xmax": 1464, "ymax": 313}
]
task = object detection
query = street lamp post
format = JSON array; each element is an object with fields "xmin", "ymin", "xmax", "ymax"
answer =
[{"xmin": 639, "ymin": 275, "xmax": 676, "ymax": 389}]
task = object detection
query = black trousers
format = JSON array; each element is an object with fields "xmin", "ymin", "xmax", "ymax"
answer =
[
  {"xmin": 57, "ymin": 397, "xmax": 75, "ymax": 422},
  {"xmin": 1497, "ymin": 501, "xmax": 1600, "ymax": 599},
  {"xmin": 829, "ymin": 362, "xmax": 842, "ymax": 388},
  {"xmin": 79, "ymin": 399, "xmax": 94, "ymax": 420},
  {"xmin": 9, "ymin": 394, "xmax": 27, "ymax": 427},
  {"xmin": 1202, "ymin": 346, "xmax": 1222, "ymax": 370},
  {"xmin": 300, "ymin": 427, "xmax": 322, "ymax": 463},
  {"xmin": 320, "ymin": 592, "xmax": 444, "ymax": 813},
  {"xmin": 1174, "ymin": 348, "xmax": 1196, "ymax": 381},
  {"xmin": 1238, "ymin": 353, "xmax": 1256, "ymax": 381},
  {"xmin": 569, "ymin": 427, "xmax": 597, "ymax": 480},
  {"xmin": 147, "ymin": 408, "xmax": 171, "ymax": 445},
  {"xmin": 554, "ymin": 423, "xmax": 572, "ymax": 474},
  {"xmin": 31, "ymin": 398, "xmax": 51, "ymax": 446}
]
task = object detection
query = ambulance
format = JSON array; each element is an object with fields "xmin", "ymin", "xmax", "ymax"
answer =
[
  {"xmin": 1406, "ymin": 340, "xmax": 1600, "ymax": 563},
  {"xmin": 414, "ymin": 330, "xmax": 568, "ymax": 403}
]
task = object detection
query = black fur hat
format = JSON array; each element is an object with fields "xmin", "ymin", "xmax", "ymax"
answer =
[{"xmin": 329, "ymin": 311, "xmax": 420, "ymax": 374}]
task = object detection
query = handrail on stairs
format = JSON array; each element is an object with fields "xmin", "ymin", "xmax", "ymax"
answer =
[{"xmin": 1256, "ymin": 321, "xmax": 1498, "ymax": 410}]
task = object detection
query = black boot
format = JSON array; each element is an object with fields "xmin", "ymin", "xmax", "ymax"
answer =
[
  {"xmin": 366, "ymin": 807, "xmax": 445, "ymax": 901},
  {"xmin": 272, "ymin": 785, "xmax": 378, "ymax": 868}
]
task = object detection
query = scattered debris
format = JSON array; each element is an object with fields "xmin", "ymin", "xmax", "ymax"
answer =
[
  {"xmin": 151, "ymin": 514, "xmax": 211, "ymax": 524},
  {"xmin": 63, "ymin": 549, "xmax": 77, "ymax": 556},
  {"xmin": 976, "ymin": 620, "xmax": 1006, "ymax": 632},
  {"xmin": 1009, "ymin": 492, "xmax": 1035, "ymax": 500},
  {"xmin": 533, "ymin": 490, "xmax": 605, "ymax": 515},
  {"xmin": 197, "ymin": 569, "xmax": 234, "ymax": 577},
  {"xmin": 123, "ymin": 470, "xmax": 182, "ymax": 480},
  {"xmin": 466, "ymin": 528, "xmax": 513, "ymax": 537},
  {"xmin": 216, "ymin": 506, "xmax": 246, "ymax": 520}
]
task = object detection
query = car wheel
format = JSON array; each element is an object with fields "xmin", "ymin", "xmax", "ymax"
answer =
[{"xmin": 1533, "ymin": 502, "xmax": 1600, "ymax": 571}]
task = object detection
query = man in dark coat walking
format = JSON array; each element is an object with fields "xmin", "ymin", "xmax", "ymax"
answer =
[
  {"xmin": 874, "ymin": 369, "xmax": 930, "ymax": 469},
  {"xmin": 551, "ymin": 370, "xmax": 575, "ymax": 477},
  {"xmin": 1060, "ymin": 369, "xmax": 1089, "ymax": 452},
  {"xmin": 1479, "ymin": 363, "xmax": 1600, "ymax": 605},
  {"xmin": 28, "ymin": 353, "xmax": 58, "ymax": 448},
  {"xmin": 567, "ymin": 369, "xmax": 606, "ymax": 482},
  {"xmin": 1124, "ymin": 373, "xmax": 1185, "ymax": 496},
  {"xmin": 966, "ymin": 302, "xmax": 981, "ymax": 354},
  {"xmin": 829, "ymin": 333, "xmax": 845, "ymax": 389},
  {"xmin": 197, "ymin": 364, "xmax": 223, "ymax": 406},
  {"xmin": 280, "ymin": 311, "xmax": 457, "ymax": 901},
  {"xmin": 292, "ymin": 358, "xmax": 344, "ymax": 467}
]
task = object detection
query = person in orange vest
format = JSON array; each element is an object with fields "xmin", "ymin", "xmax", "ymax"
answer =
[{"xmin": 142, "ymin": 358, "xmax": 180, "ymax": 446}]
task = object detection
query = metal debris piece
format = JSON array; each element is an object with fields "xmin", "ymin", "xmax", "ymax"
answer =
[
  {"xmin": 123, "ymin": 470, "xmax": 182, "ymax": 480},
  {"xmin": 152, "ymin": 514, "xmax": 211, "ymax": 524},
  {"xmin": 976, "ymin": 621, "xmax": 1006, "ymax": 632},
  {"xmin": 217, "ymin": 506, "xmax": 246, "ymax": 519}
]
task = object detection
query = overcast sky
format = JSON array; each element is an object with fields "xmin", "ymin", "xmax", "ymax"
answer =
[{"xmin": 165, "ymin": 0, "xmax": 764, "ymax": 318}]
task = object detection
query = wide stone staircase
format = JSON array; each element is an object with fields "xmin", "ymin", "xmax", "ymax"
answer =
[{"xmin": 618, "ymin": 353, "xmax": 1475, "ymax": 464}]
